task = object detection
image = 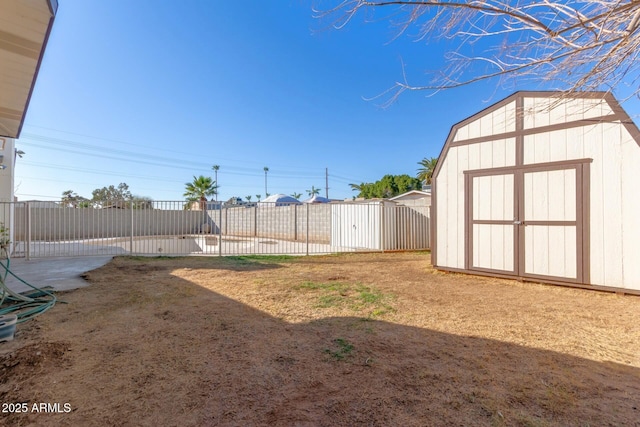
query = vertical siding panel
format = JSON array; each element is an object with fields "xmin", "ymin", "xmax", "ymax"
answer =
[
  {"xmin": 491, "ymin": 109, "xmax": 505, "ymax": 135},
  {"xmin": 436, "ymin": 158, "xmax": 449, "ymax": 267},
  {"xmin": 601, "ymin": 122, "xmax": 624, "ymax": 286},
  {"xmin": 597, "ymin": 98, "xmax": 613, "ymax": 116},
  {"xmin": 478, "ymin": 177, "xmax": 491, "ymax": 220},
  {"xmin": 479, "ymin": 141, "xmax": 493, "ymax": 169},
  {"xmin": 504, "ymin": 101, "xmax": 516, "ymax": 133},
  {"xmin": 491, "ymin": 224, "xmax": 504, "ymax": 270},
  {"xmin": 565, "ymin": 99, "xmax": 585, "ymax": 122},
  {"xmin": 505, "ymin": 138, "xmax": 516, "ymax": 166},
  {"xmin": 537, "ymin": 132, "xmax": 551, "ymax": 163},
  {"xmin": 549, "ymin": 98, "xmax": 566, "ymax": 126},
  {"xmin": 468, "ymin": 142, "xmax": 480, "ymax": 170},
  {"xmin": 523, "ymin": 97, "xmax": 536, "ymax": 129},
  {"xmin": 454, "ymin": 125, "xmax": 468, "ymax": 142},
  {"xmin": 583, "ymin": 123, "xmax": 604, "ymax": 285},
  {"xmin": 549, "ymin": 129, "xmax": 568, "ymax": 162},
  {"xmin": 473, "ymin": 174, "xmax": 480, "ymax": 221},
  {"xmin": 504, "ymin": 175, "xmax": 514, "ymax": 221},
  {"xmin": 534, "ymin": 98, "xmax": 551, "ymax": 128},
  {"xmin": 490, "ymin": 175, "xmax": 505, "ymax": 220},
  {"xmin": 479, "ymin": 225, "xmax": 491, "ymax": 268},
  {"xmin": 620, "ymin": 126, "xmax": 640, "ymax": 290},
  {"xmin": 492, "ymin": 139, "xmax": 506, "ymax": 167},
  {"xmin": 480, "ymin": 113, "xmax": 493, "ymax": 138},
  {"xmin": 468, "ymin": 118, "xmax": 481, "ymax": 139},
  {"xmin": 473, "ymin": 224, "xmax": 480, "ymax": 268},
  {"xmin": 565, "ymin": 126, "xmax": 584, "ymax": 161},
  {"xmin": 523, "ymin": 135, "xmax": 534, "ymax": 164},
  {"xmin": 583, "ymin": 98, "xmax": 604, "ymax": 120},
  {"xmin": 456, "ymin": 145, "xmax": 469, "ymax": 268},
  {"xmin": 565, "ymin": 227, "xmax": 577, "ymax": 278}
]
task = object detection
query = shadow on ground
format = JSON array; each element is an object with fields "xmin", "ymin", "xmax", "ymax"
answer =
[{"xmin": 1, "ymin": 256, "xmax": 638, "ymax": 427}]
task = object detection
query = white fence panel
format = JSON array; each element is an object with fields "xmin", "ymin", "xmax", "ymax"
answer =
[{"xmin": 0, "ymin": 200, "xmax": 430, "ymax": 258}]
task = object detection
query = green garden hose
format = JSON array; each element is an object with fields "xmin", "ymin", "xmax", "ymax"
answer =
[{"xmin": 0, "ymin": 257, "xmax": 57, "ymax": 323}]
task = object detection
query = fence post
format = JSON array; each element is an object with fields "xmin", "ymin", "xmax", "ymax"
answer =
[
  {"xmin": 218, "ymin": 207, "xmax": 222, "ymax": 256},
  {"xmin": 428, "ymin": 205, "xmax": 432, "ymax": 250},
  {"xmin": 26, "ymin": 203, "xmax": 31, "ymax": 261},
  {"xmin": 253, "ymin": 205, "xmax": 257, "ymax": 237},
  {"xmin": 379, "ymin": 202, "xmax": 385, "ymax": 252},
  {"xmin": 130, "ymin": 204, "xmax": 134, "ymax": 255},
  {"xmin": 294, "ymin": 204, "xmax": 298, "ymax": 241},
  {"xmin": 305, "ymin": 203, "xmax": 309, "ymax": 256}
]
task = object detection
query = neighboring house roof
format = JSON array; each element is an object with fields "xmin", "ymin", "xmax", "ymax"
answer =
[
  {"xmin": 259, "ymin": 194, "xmax": 300, "ymax": 205},
  {"xmin": 389, "ymin": 190, "xmax": 431, "ymax": 201},
  {"xmin": 0, "ymin": 0, "xmax": 58, "ymax": 138},
  {"xmin": 302, "ymin": 195, "xmax": 330, "ymax": 204}
]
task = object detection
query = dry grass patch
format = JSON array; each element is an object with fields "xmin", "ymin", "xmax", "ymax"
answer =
[{"xmin": 0, "ymin": 252, "xmax": 638, "ymax": 426}]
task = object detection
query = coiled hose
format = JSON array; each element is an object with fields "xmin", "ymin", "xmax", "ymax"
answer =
[{"xmin": 0, "ymin": 257, "xmax": 57, "ymax": 323}]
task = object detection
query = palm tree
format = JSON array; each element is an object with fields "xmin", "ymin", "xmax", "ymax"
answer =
[
  {"xmin": 256, "ymin": 194, "xmax": 261, "ymax": 202},
  {"xmin": 212, "ymin": 165, "xmax": 220, "ymax": 201},
  {"xmin": 263, "ymin": 166, "xmax": 269, "ymax": 195},
  {"xmin": 417, "ymin": 157, "xmax": 438, "ymax": 186},
  {"xmin": 291, "ymin": 192, "xmax": 302, "ymax": 200},
  {"xmin": 246, "ymin": 195, "xmax": 252, "ymax": 202},
  {"xmin": 184, "ymin": 175, "xmax": 218, "ymax": 210},
  {"xmin": 349, "ymin": 183, "xmax": 364, "ymax": 193},
  {"xmin": 307, "ymin": 186, "xmax": 321, "ymax": 196}
]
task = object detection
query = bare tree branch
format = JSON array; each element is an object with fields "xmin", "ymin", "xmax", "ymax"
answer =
[{"xmin": 317, "ymin": 0, "xmax": 640, "ymax": 104}]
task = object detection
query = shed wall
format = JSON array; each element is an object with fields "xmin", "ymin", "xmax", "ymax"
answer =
[
  {"xmin": 436, "ymin": 138, "xmax": 516, "ymax": 269},
  {"xmin": 434, "ymin": 92, "xmax": 640, "ymax": 292}
]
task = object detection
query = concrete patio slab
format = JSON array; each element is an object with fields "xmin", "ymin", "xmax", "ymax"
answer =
[{"xmin": 2, "ymin": 256, "xmax": 113, "ymax": 294}]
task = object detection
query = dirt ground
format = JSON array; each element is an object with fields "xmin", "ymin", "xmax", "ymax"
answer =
[{"xmin": 0, "ymin": 252, "xmax": 639, "ymax": 426}]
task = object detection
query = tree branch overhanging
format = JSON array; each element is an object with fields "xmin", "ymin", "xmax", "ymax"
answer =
[{"xmin": 317, "ymin": 0, "xmax": 640, "ymax": 103}]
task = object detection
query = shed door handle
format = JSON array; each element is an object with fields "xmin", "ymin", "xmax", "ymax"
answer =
[{"xmin": 514, "ymin": 220, "xmax": 522, "ymax": 225}]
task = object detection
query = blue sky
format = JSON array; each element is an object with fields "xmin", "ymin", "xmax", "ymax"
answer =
[{"xmin": 15, "ymin": 1, "xmax": 640, "ymax": 202}]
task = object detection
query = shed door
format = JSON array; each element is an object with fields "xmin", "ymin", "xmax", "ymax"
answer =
[
  {"xmin": 467, "ymin": 173, "xmax": 516, "ymax": 274},
  {"xmin": 520, "ymin": 167, "xmax": 583, "ymax": 283},
  {"xmin": 466, "ymin": 162, "xmax": 587, "ymax": 283}
]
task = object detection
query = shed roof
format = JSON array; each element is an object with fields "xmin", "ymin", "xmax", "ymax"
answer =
[
  {"xmin": 432, "ymin": 91, "xmax": 640, "ymax": 182},
  {"xmin": 0, "ymin": 0, "xmax": 57, "ymax": 138},
  {"xmin": 389, "ymin": 190, "xmax": 431, "ymax": 201}
]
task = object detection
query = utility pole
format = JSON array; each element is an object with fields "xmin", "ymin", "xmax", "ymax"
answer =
[
  {"xmin": 325, "ymin": 167, "xmax": 329, "ymax": 199},
  {"xmin": 264, "ymin": 166, "xmax": 269, "ymax": 196},
  {"xmin": 212, "ymin": 165, "xmax": 220, "ymax": 202}
]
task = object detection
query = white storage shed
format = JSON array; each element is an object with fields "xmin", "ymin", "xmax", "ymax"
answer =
[
  {"xmin": 432, "ymin": 91, "xmax": 640, "ymax": 294},
  {"xmin": 330, "ymin": 201, "xmax": 397, "ymax": 250}
]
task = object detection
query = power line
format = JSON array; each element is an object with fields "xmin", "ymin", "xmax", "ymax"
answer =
[
  {"xmin": 22, "ymin": 126, "xmax": 341, "ymax": 176},
  {"xmin": 19, "ymin": 135, "xmax": 333, "ymax": 180}
]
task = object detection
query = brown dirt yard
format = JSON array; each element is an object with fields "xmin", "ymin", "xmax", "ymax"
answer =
[{"xmin": 0, "ymin": 252, "xmax": 639, "ymax": 426}]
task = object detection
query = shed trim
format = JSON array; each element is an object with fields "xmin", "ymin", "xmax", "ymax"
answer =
[
  {"xmin": 449, "ymin": 113, "xmax": 626, "ymax": 148},
  {"xmin": 462, "ymin": 158, "xmax": 593, "ymax": 176},
  {"xmin": 432, "ymin": 266, "xmax": 640, "ymax": 296},
  {"xmin": 463, "ymin": 158, "xmax": 591, "ymax": 284}
]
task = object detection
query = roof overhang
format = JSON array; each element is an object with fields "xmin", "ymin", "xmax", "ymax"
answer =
[{"xmin": 0, "ymin": 0, "xmax": 57, "ymax": 139}]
